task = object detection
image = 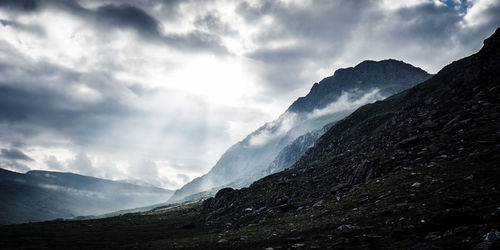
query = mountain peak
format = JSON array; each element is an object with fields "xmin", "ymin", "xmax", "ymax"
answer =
[
  {"xmin": 333, "ymin": 59, "xmax": 427, "ymax": 78},
  {"xmin": 287, "ymin": 59, "xmax": 431, "ymax": 113}
]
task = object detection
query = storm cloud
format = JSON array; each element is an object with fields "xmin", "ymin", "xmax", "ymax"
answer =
[
  {"xmin": 1, "ymin": 148, "xmax": 33, "ymax": 161},
  {"xmin": 0, "ymin": 0, "xmax": 498, "ymax": 189}
]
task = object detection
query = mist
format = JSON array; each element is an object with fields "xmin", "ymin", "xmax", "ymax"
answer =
[{"xmin": 169, "ymin": 87, "xmax": 389, "ymax": 202}]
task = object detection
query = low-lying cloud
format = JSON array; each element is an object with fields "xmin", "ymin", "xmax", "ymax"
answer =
[{"xmin": 307, "ymin": 89, "xmax": 385, "ymax": 119}]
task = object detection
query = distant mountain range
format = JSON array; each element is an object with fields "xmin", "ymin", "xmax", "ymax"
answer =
[
  {"xmin": 169, "ymin": 59, "xmax": 432, "ymax": 202},
  {"xmin": 0, "ymin": 168, "xmax": 173, "ymax": 225}
]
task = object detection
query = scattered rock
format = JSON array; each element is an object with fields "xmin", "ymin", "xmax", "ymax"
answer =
[
  {"xmin": 465, "ymin": 174, "xmax": 474, "ymax": 181},
  {"xmin": 312, "ymin": 200, "xmax": 324, "ymax": 208},
  {"xmin": 277, "ymin": 203, "xmax": 298, "ymax": 212},
  {"xmin": 411, "ymin": 182, "xmax": 422, "ymax": 188},
  {"xmin": 483, "ymin": 229, "xmax": 500, "ymax": 242},
  {"xmin": 285, "ymin": 236, "xmax": 303, "ymax": 243},
  {"xmin": 336, "ymin": 224, "xmax": 373, "ymax": 237},
  {"xmin": 425, "ymin": 232, "xmax": 442, "ymax": 241},
  {"xmin": 442, "ymin": 226, "xmax": 468, "ymax": 238},
  {"xmin": 330, "ymin": 183, "xmax": 351, "ymax": 193}
]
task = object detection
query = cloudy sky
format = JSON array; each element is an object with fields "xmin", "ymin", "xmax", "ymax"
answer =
[{"xmin": 0, "ymin": 0, "xmax": 498, "ymax": 189}]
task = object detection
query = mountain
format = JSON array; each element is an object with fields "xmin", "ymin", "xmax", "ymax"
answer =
[
  {"xmin": 169, "ymin": 59, "xmax": 431, "ymax": 202},
  {"xmin": 2, "ymin": 28, "xmax": 498, "ymax": 250},
  {"xmin": 199, "ymin": 27, "xmax": 500, "ymax": 248},
  {"xmin": 287, "ymin": 59, "xmax": 432, "ymax": 113},
  {"xmin": 0, "ymin": 168, "xmax": 173, "ymax": 225}
]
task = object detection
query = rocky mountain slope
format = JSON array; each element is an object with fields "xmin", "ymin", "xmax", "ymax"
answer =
[
  {"xmin": 198, "ymin": 27, "xmax": 500, "ymax": 249},
  {"xmin": 0, "ymin": 169, "xmax": 173, "ymax": 225},
  {"xmin": 169, "ymin": 59, "xmax": 431, "ymax": 202}
]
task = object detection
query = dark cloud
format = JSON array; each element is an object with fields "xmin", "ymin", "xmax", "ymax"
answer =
[
  {"xmin": 0, "ymin": 0, "xmax": 39, "ymax": 12},
  {"xmin": 0, "ymin": 0, "xmax": 227, "ymax": 54},
  {"xmin": 0, "ymin": 83, "xmax": 133, "ymax": 148},
  {"xmin": 65, "ymin": 1, "xmax": 228, "ymax": 53},
  {"xmin": 95, "ymin": 4, "xmax": 161, "ymax": 37},
  {"xmin": 0, "ymin": 46, "xmax": 134, "ymax": 147},
  {"xmin": 85, "ymin": 2, "xmax": 228, "ymax": 54},
  {"xmin": 0, "ymin": 148, "xmax": 33, "ymax": 173},
  {"xmin": 389, "ymin": 3, "xmax": 463, "ymax": 45},
  {"xmin": 1, "ymin": 148, "xmax": 33, "ymax": 161}
]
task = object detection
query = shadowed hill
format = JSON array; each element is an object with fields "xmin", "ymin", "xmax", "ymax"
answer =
[{"xmin": 0, "ymin": 169, "xmax": 173, "ymax": 225}]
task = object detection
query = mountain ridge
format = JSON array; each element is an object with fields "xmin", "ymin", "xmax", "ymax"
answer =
[
  {"xmin": 287, "ymin": 59, "xmax": 431, "ymax": 113},
  {"xmin": 169, "ymin": 58, "xmax": 432, "ymax": 202},
  {"xmin": 0, "ymin": 168, "xmax": 174, "ymax": 225}
]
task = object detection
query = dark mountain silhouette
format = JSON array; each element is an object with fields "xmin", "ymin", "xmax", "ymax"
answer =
[{"xmin": 287, "ymin": 59, "xmax": 430, "ymax": 113}]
